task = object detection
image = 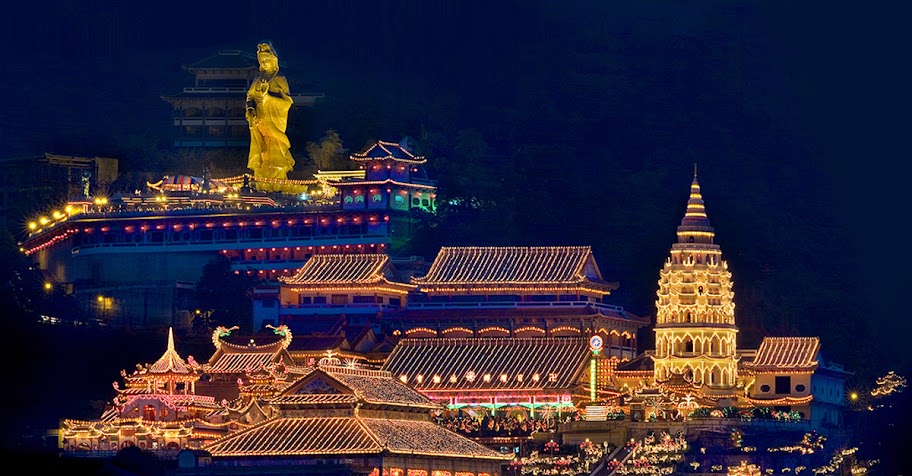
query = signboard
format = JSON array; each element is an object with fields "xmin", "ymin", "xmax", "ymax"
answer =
[{"xmin": 589, "ymin": 335, "xmax": 603, "ymax": 353}]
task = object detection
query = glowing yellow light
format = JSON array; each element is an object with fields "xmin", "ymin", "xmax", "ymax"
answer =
[
  {"xmin": 53, "ymin": 211, "xmax": 63, "ymax": 219},
  {"xmin": 98, "ymin": 295, "xmax": 104, "ymax": 302},
  {"xmin": 39, "ymin": 217, "xmax": 49, "ymax": 225},
  {"xmin": 28, "ymin": 222, "xmax": 37, "ymax": 230},
  {"xmin": 850, "ymin": 392, "xmax": 858, "ymax": 401},
  {"xmin": 44, "ymin": 282, "xmax": 53, "ymax": 291},
  {"xmin": 65, "ymin": 205, "xmax": 73, "ymax": 213}
]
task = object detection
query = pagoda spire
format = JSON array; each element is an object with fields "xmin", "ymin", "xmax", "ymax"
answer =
[
  {"xmin": 677, "ymin": 165, "xmax": 713, "ymax": 243},
  {"xmin": 149, "ymin": 327, "xmax": 192, "ymax": 375}
]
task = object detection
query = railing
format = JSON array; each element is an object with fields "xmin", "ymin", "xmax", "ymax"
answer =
[
  {"xmin": 281, "ymin": 303, "xmax": 399, "ymax": 311},
  {"xmin": 72, "ymin": 232, "xmax": 389, "ymax": 255},
  {"xmin": 406, "ymin": 301, "xmax": 625, "ymax": 313}
]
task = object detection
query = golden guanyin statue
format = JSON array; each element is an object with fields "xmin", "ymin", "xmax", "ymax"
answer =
[{"xmin": 246, "ymin": 41, "xmax": 294, "ymax": 180}]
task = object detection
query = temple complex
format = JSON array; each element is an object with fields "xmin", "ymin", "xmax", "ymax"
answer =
[{"xmin": 53, "ymin": 170, "xmax": 852, "ymax": 475}]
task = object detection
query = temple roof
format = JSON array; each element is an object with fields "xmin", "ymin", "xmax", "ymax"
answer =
[
  {"xmin": 284, "ymin": 365, "xmax": 439, "ymax": 408},
  {"xmin": 350, "ymin": 140, "xmax": 427, "ymax": 164},
  {"xmin": 381, "ymin": 337, "xmax": 591, "ymax": 391},
  {"xmin": 204, "ymin": 326, "xmax": 294, "ymax": 374},
  {"xmin": 203, "ymin": 416, "xmax": 508, "ymax": 460},
  {"xmin": 148, "ymin": 328, "xmax": 194, "ymax": 375},
  {"xmin": 279, "ymin": 253, "xmax": 403, "ymax": 285},
  {"xmin": 411, "ymin": 246, "xmax": 617, "ymax": 292},
  {"xmin": 746, "ymin": 337, "xmax": 820, "ymax": 371},
  {"xmin": 615, "ymin": 352, "xmax": 656, "ymax": 372},
  {"xmin": 183, "ymin": 50, "xmax": 258, "ymax": 71}
]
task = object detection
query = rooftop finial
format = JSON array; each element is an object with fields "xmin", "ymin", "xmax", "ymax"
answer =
[
  {"xmin": 693, "ymin": 163, "xmax": 698, "ymax": 180},
  {"xmin": 167, "ymin": 327, "xmax": 175, "ymax": 352}
]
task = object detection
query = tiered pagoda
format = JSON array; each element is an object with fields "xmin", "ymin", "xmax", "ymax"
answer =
[
  {"xmin": 650, "ymin": 169, "xmax": 740, "ymax": 399},
  {"xmin": 59, "ymin": 329, "xmax": 233, "ymax": 452}
]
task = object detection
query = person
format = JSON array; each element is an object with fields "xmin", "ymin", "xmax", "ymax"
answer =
[{"xmin": 246, "ymin": 41, "xmax": 294, "ymax": 180}]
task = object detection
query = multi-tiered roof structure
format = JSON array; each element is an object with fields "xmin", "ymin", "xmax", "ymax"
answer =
[
  {"xmin": 652, "ymin": 169, "xmax": 739, "ymax": 398},
  {"xmin": 59, "ymin": 329, "xmax": 234, "ymax": 452},
  {"xmin": 203, "ymin": 358, "xmax": 511, "ymax": 475}
]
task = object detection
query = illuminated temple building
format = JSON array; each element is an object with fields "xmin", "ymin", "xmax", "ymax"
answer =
[
  {"xmin": 62, "ymin": 326, "xmax": 511, "ymax": 475},
  {"xmin": 19, "ymin": 138, "xmax": 436, "ymax": 329},
  {"xmin": 610, "ymin": 171, "xmax": 849, "ymax": 426}
]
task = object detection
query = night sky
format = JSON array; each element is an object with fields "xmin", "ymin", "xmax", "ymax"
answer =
[{"xmin": 2, "ymin": 0, "xmax": 911, "ymax": 422}]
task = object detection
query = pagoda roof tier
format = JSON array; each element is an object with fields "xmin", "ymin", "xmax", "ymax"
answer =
[
  {"xmin": 350, "ymin": 140, "xmax": 427, "ymax": 164},
  {"xmin": 744, "ymin": 337, "xmax": 820, "ymax": 372},
  {"xmin": 204, "ymin": 416, "xmax": 509, "ymax": 460},
  {"xmin": 381, "ymin": 337, "xmax": 591, "ymax": 392},
  {"xmin": 149, "ymin": 328, "xmax": 194, "ymax": 375},
  {"xmin": 411, "ymin": 246, "xmax": 618, "ymax": 293},
  {"xmin": 183, "ymin": 49, "xmax": 258, "ymax": 71},
  {"xmin": 328, "ymin": 177, "xmax": 437, "ymax": 190}
]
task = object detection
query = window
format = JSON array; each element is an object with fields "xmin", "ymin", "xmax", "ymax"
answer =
[
  {"xmin": 331, "ymin": 294, "xmax": 348, "ymax": 305},
  {"xmin": 313, "ymin": 296, "xmax": 327, "ymax": 304},
  {"xmin": 298, "ymin": 296, "xmax": 312, "ymax": 305},
  {"xmin": 352, "ymin": 296, "xmax": 380, "ymax": 304},
  {"xmin": 412, "ymin": 197, "xmax": 420, "ymax": 206},
  {"xmin": 795, "ymin": 384, "xmax": 806, "ymax": 392},
  {"xmin": 389, "ymin": 297, "xmax": 400, "ymax": 306},
  {"xmin": 355, "ymin": 195, "xmax": 365, "ymax": 203},
  {"xmin": 394, "ymin": 195, "xmax": 405, "ymax": 205},
  {"xmin": 760, "ymin": 384, "xmax": 771, "ymax": 393},
  {"xmin": 775, "ymin": 376, "xmax": 791, "ymax": 394},
  {"xmin": 344, "ymin": 196, "xmax": 354, "ymax": 203},
  {"xmin": 372, "ymin": 194, "xmax": 382, "ymax": 203},
  {"xmin": 422, "ymin": 199, "xmax": 430, "ymax": 206}
]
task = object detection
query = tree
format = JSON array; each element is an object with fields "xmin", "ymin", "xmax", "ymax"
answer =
[
  {"xmin": 305, "ymin": 129, "xmax": 348, "ymax": 171},
  {"xmin": 193, "ymin": 255, "xmax": 261, "ymax": 333}
]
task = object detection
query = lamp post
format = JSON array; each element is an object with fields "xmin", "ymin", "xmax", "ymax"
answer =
[{"xmin": 97, "ymin": 295, "xmax": 108, "ymax": 322}]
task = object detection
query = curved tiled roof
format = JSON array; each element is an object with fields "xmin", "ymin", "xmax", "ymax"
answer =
[
  {"xmin": 280, "ymin": 254, "xmax": 389, "ymax": 284},
  {"xmin": 205, "ymin": 417, "xmax": 380, "ymax": 456},
  {"xmin": 183, "ymin": 50, "xmax": 258, "ymax": 70},
  {"xmin": 361, "ymin": 418, "xmax": 508, "ymax": 459},
  {"xmin": 412, "ymin": 246, "xmax": 615, "ymax": 289},
  {"xmin": 746, "ymin": 337, "xmax": 820, "ymax": 370},
  {"xmin": 328, "ymin": 368, "xmax": 439, "ymax": 408},
  {"xmin": 382, "ymin": 337, "xmax": 591, "ymax": 391},
  {"xmin": 205, "ymin": 352, "xmax": 282, "ymax": 374},
  {"xmin": 204, "ymin": 416, "xmax": 508, "ymax": 459}
]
